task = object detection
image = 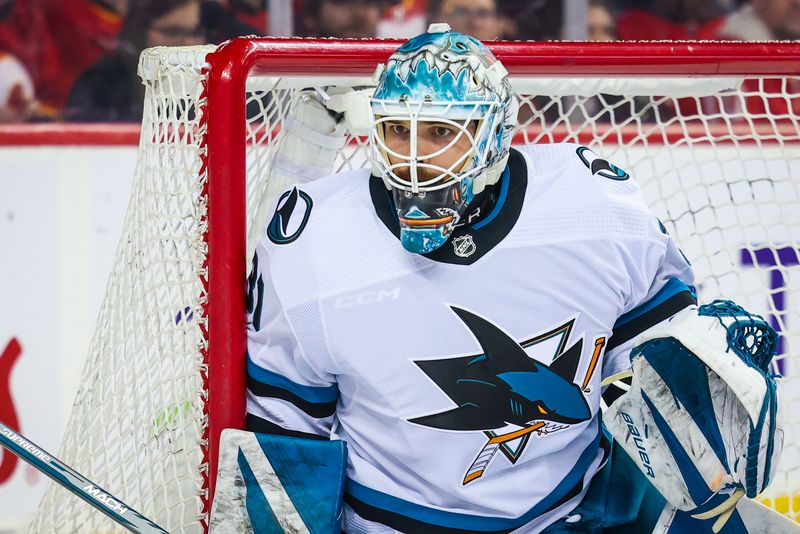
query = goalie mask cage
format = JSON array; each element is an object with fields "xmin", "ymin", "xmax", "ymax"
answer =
[{"xmin": 30, "ymin": 39, "xmax": 800, "ymax": 532}]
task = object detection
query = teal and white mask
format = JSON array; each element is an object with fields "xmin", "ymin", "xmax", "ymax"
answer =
[{"xmin": 370, "ymin": 23, "xmax": 518, "ymax": 254}]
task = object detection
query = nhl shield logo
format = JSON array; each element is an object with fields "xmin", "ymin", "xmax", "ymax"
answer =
[{"xmin": 453, "ymin": 235, "xmax": 476, "ymax": 257}]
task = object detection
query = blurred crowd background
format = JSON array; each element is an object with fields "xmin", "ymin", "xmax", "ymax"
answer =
[{"xmin": 0, "ymin": 0, "xmax": 798, "ymax": 124}]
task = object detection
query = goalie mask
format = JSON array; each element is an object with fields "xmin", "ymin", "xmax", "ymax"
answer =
[{"xmin": 370, "ymin": 23, "xmax": 518, "ymax": 254}]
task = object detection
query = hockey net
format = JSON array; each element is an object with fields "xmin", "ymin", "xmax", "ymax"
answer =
[{"xmin": 31, "ymin": 39, "xmax": 800, "ymax": 532}]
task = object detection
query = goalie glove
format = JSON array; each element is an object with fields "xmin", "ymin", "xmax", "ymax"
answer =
[
  {"xmin": 263, "ymin": 84, "xmax": 374, "ymax": 198},
  {"xmin": 603, "ymin": 300, "xmax": 783, "ymax": 533},
  {"xmin": 263, "ymin": 87, "xmax": 350, "ymax": 202}
]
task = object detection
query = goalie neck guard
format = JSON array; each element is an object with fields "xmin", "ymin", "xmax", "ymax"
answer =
[{"xmin": 369, "ymin": 23, "xmax": 518, "ymax": 254}]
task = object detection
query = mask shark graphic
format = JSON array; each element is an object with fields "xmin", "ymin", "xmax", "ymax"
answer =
[{"xmin": 407, "ymin": 306, "xmax": 593, "ymax": 484}]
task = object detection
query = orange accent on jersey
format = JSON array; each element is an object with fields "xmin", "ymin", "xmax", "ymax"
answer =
[
  {"xmin": 463, "ymin": 471, "xmax": 482, "ymax": 484},
  {"xmin": 398, "ymin": 216, "xmax": 454, "ymax": 226},
  {"xmin": 463, "ymin": 422, "xmax": 547, "ymax": 484},
  {"xmin": 520, "ymin": 319, "xmax": 574, "ymax": 355},
  {"xmin": 582, "ymin": 337, "xmax": 606, "ymax": 390},
  {"xmin": 487, "ymin": 422, "xmax": 545, "ymax": 444}
]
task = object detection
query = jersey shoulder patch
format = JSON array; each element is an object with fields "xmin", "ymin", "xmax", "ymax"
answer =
[
  {"xmin": 267, "ymin": 187, "xmax": 313, "ymax": 245},
  {"xmin": 575, "ymin": 146, "xmax": 630, "ymax": 181}
]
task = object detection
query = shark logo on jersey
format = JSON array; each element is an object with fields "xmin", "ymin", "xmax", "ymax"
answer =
[
  {"xmin": 576, "ymin": 146, "xmax": 629, "ymax": 181},
  {"xmin": 267, "ymin": 187, "xmax": 313, "ymax": 245},
  {"xmin": 407, "ymin": 307, "xmax": 596, "ymax": 484}
]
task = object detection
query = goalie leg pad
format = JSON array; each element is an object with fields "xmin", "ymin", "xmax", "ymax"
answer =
[{"xmin": 210, "ymin": 429, "xmax": 347, "ymax": 533}]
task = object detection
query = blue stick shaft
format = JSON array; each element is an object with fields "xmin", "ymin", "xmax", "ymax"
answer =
[{"xmin": 0, "ymin": 420, "xmax": 169, "ymax": 534}]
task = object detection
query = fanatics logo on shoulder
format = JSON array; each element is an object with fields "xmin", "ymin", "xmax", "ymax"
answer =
[
  {"xmin": 452, "ymin": 235, "xmax": 476, "ymax": 257},
  {"xmin": 267, "ymin": 187, "xmax": 313, "ymax": 245}
]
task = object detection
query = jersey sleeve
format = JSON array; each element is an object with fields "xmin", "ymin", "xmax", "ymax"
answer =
[
  {"xmin": 246, "ymin": 240, "xmax": 338, "ymax": 440},
  {"xmin": 601, "ymin": 215, "xmax": 697, "ymax": 381}
]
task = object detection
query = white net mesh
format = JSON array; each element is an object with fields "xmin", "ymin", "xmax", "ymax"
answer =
[
  {"xmin": 31, "ymin": 43, "xmax": 800, "ymax": 532},
  {"xmin": 30, "ymin": 45, "xmax": 216, "ymax": 534}
]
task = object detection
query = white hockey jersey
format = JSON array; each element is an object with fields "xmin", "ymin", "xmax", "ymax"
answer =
[{"xmin": 246, "ymin": 144, "xmax": 695, "ymax": 533}]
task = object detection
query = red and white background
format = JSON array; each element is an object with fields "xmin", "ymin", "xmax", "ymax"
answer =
[{"xmin": 0, "ymin": 126, "xmax": 136, "ymax": 530}]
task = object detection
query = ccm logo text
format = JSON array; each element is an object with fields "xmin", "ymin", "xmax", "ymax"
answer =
[{"xmin": 334, "ymin": 288, "xmax": 400, "ymax": 309}]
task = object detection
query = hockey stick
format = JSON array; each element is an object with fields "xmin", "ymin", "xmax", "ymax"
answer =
[
  {"xmin": 462, "ymin": 421, "xmax": 545, "ymax": 484},
  {"xmin": 0, "ymin": 420, "xmax": 168, "ymax": 534}
]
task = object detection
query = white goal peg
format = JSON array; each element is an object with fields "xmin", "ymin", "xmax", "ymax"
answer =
[
  {"xmin": 427, "ymin": 22, "xmax": 451, "ymax": 33},
  {"xmin": 371, "ymin": 62, "xmax": 385, "ymax": 84}
]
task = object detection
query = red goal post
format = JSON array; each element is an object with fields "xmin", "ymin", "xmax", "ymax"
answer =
[{"xmin": 32, "ymin": 39, "xmax": 800, "ymax": 533}]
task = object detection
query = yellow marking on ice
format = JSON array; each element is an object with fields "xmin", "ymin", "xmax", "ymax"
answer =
[
  {"xmin": 758, "ymin": 494, "xmax": 800, "ymax": 523},
  {"xmin": 151, "ymin": 399, "xmax": 193, "ymax": 437}
]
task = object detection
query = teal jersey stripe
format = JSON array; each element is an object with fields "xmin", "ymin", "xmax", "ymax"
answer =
[
  {"xmin": 615, "ymin": 278, "xmax": 696, "ymax": 329},
  {"xmin": 247, "ymin": 355, "xmax": 339, "ymax": 404}
]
